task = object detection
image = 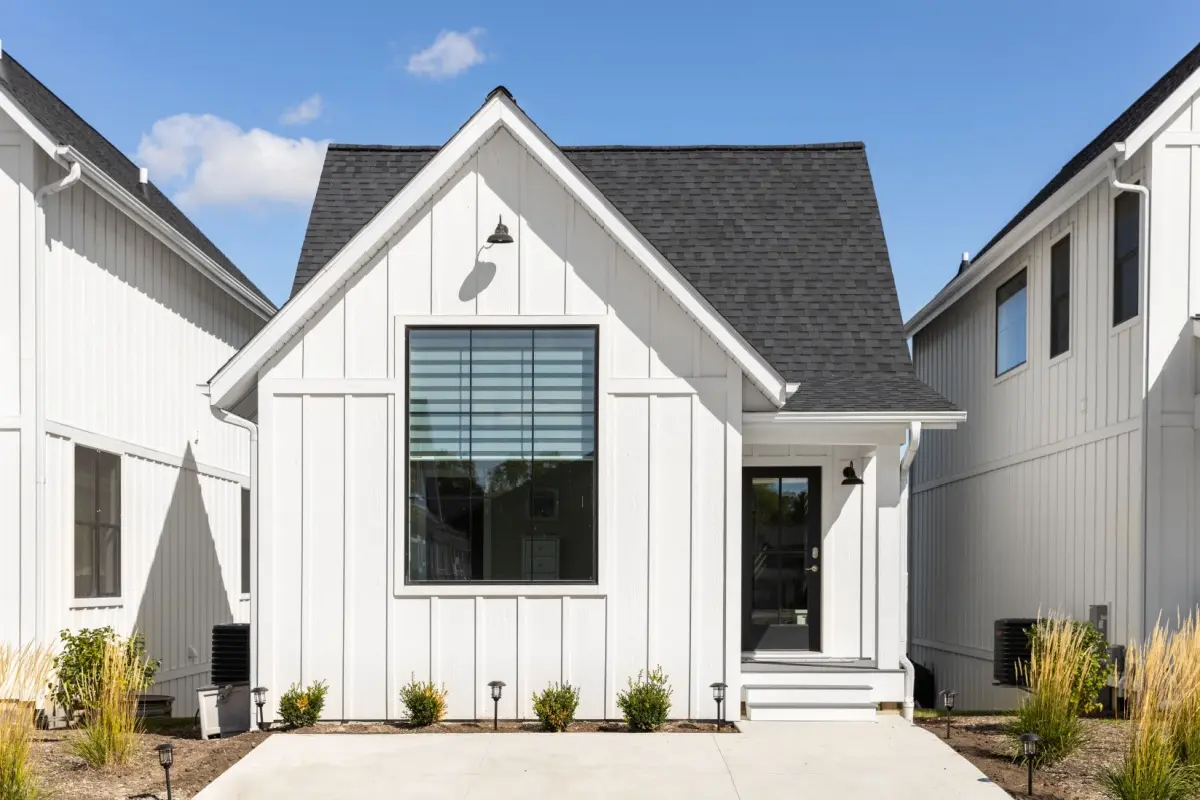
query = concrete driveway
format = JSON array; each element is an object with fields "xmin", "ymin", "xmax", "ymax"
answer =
[{"xmin": 196, "ymin": 716, "xmax": 1007, "ymax": 799}]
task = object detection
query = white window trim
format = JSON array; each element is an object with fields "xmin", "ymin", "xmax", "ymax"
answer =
[
  {"xmin": 392, "ymin": 315, "xmax": 610, "ymax": 598},
  {"xmin": 1046, "ymin": 225, "xmax": 1074, "ymax": 365},
  {"xmin": 71, "ymin": 443, "xmax": 125, "ymax": 604},
  {"xmin": 993, "ymin": 263, "xmax": 1030, "ymax": 381}
]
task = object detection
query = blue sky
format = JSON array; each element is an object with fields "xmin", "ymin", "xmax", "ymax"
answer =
[{"xmin": 3, "ymin": 1, "xmax": 1198, "ymax": 313}]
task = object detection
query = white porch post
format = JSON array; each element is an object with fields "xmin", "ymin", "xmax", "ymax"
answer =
[{"xmin": 875, "ymin": 444, "xmax": 902, "ymax": 670}]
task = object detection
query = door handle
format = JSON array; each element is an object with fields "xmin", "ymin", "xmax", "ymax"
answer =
[{"xmin": 807, "ymin": 565, "xmax": 819, "ymax": 573}]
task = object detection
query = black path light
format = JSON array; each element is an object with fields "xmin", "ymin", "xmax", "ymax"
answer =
[
  {"xmin": 486, "ymin": 216, "xmax": 514, "ymax": 245},
  {"xmin": 710, "ymin": 682, "xmax": 727, "ymax": 730},
  {"xmin": 155, "ymin": 742, "xmax": 174, "ymax": 800},
  {"xmin": 1019, "ymin": 733, "xmax": 1040, "ymax": 796},
  {"xmin": 940, "ymin": 689, "xmax": 956, "ymax": 739},
  {"xmin": 488, "ymin": 681, "xmax": 506, "ymax": 730},
  {"xmin": 252, "ymin": 686, "xmax": 268, "ymax": 731}
]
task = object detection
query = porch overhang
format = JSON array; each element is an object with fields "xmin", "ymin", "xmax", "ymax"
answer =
[{"xmin": 742, "ymin": 410, "xmax": 966, "ymax": 446}]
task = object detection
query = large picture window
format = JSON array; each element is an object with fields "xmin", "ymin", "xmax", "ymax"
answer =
[
  {"xmin": 406, "ymin": 327, "xmax": 598, "ymax": 583},
  {"xmin": 74, "ymin": 445, "xmax": 121, "ymax": 598}
]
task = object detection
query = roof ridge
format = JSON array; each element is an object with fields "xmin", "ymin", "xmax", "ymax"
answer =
[{"xmin": 327, "ymin": 142, "xmax": 866, "ymax": 153}]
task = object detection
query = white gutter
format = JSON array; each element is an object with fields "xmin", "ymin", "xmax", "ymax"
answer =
[
  {"xmin": 33, "ymin": 148, "xmax": 81, "ymax": 643},
  {"xmin": 897, "ymin": 421, "xmax": 923, "ymax": 723},
  {"xmin": 1108, "ymin": 159, "xmax": 1150, "ymax": 637},
  {"xmin": 53, "ymin": 146, "xmax": 275, "ymax": 320},
  {"xmin": 208, "ymin": 402, "xmax": 259, "ymax": 711}
]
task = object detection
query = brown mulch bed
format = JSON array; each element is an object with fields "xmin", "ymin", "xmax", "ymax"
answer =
[
  {"xmin": 28, "ymin": 719, "xmax": 268, "ymax": 800},
  {"xmin": 294, "ymin": 719, "xmax": 737, "ymax": 734},
  {"xmin": 917, "ymin": 715, "xmax": 1129, "ymax": 799}
]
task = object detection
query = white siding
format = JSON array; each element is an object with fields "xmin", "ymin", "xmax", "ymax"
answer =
[
  {"xmin": 258, "ymin": 127, "xmax": 738, "ymax": 720},
  {"xmin": 911, "ymin": 151, "xmax": 1148, "ymax": 709}
]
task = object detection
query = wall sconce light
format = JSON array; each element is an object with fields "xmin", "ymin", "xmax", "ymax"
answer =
[
  {"xmin": 488, "ymin": 680, "xmax": 506, "ymax": 730},
  {"xmin": 841, "ymin": 462, "xmax": 864, "ymax": 485},
  {"xmin": 486, "ymin": 216, "xmax": 514, "ymax": 245},
  {"xmin": 710, "ymin": 682, "xmax": 727, "ymax": 730}
]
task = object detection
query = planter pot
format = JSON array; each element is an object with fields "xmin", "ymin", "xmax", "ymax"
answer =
[{"xmin": 137, "ymin": 694, "xmax": 175, "ymax": 718}]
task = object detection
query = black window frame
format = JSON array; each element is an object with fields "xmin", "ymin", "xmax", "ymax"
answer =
[
  {"xmin": 1050, "ymin": 234, "xmax": 1071, "ymax": 358},
  {"xmin": 240, "ymin": 487, "xmax": 251, "ymax": 595},
  {"xmin": 74, "ymin": 444, "xmax": 122, "ymax": 599},
  {"xmin": 995, "ymin": 269, "xmax": 1028, "ymax": 377},
  {"xmin": 1113, "ymin": 190, "xmax": 1141, "ymax": 326},
  {"xmin": 403, "ymin": 325, "xmax": 600, "ymax": 585}
]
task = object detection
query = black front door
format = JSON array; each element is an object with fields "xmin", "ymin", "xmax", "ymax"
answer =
[{"xmin": 742, "ymin": 467, "xmax": 821, "ymax": 651}]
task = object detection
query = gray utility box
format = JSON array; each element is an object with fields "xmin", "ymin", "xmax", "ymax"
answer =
[{"xmin": 197, "ymin": 682, "xmax": 250, "ymax": 740}]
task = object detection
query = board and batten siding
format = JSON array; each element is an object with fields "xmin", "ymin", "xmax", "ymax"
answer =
[
  {"xmin": 910, "ymin": 151, "xmax": 1147, "ymax": 709},
  {"xmin": 0, "ymin": 104, "xmax": 263, "ymax": 717},
  {"xmin": 257, "ymin": 127, "xmax": 740, "ymax": 721}
]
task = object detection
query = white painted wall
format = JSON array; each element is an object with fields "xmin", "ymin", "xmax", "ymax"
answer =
[
  {"xmin": 0, "ymin": 104, "xmax": 263, "ymax": 717},
  {"xmin": 911, "ymin": 150, "xmax": 1150, "ymax": 709}
]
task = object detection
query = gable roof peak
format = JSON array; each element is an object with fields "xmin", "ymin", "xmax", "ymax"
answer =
[{"xmin": 486, "ymin": 85, "xmax": 516, "ymax": 104}]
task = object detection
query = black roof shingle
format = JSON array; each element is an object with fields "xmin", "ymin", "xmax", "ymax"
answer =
[
  {"xmin": 294, "ymin": 140, "xmax": 953, "ymax": 413},
  {"xmin": 0, "ymin": 50, "xmax": 273, "ymax": 309}
]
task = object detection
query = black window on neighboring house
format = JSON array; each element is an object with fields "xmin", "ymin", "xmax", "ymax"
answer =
[
  {"xmin": 240, "ymin": 488, "xmax": 251, "ymax": 595},
  {"xmin": 406, "ymin": 327, "xmax": 598, "ymax": 584},
  {"xmin": 1050, "ymin": 235, "xmax": 1071, "ymax": 358},
  {"xmin": 1113, "ymin": 191, "xmax": 1140, "ymax": 325},
  {"xmin": 996, "ymin": 270, "xmax": 1028, "ymax": 376},
  {"xmin": 74, "ymin": 445, "xmax": 121, "ymax": 598}
]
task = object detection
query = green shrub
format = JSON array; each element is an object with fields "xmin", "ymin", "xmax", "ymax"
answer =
[
  {"xmin": 398, "ymin": 675, "xmax": 447, "ymax": 727},
  {"xmin": 532, "ymin": 683, "xmax": 580, "ymax": 732},
  {"xmin": 1009, "ymin": 615, "xmax": 1095, "ymax": 766},
  {"xmin": 278, "ymin": 681, "xmax": 328, "ymax": 728},
  {"xmin": 616, "ymin": 666, "xmax": 672, "ymax": 732},
  {"xmin": 51, "ymin": 628, "xmax": 159, "ymax": 715}
]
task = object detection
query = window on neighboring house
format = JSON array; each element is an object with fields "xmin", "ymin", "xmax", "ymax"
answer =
[
  {"xmin": 74, "ymin": 445, "xmax": 121, "ymax": 598},
  {"xmin": 1113, "ymin": 190, "xmax": 1140, "ymax": 325},
  {"xmin": 406, "ymin": 327, "xmax": 598, "ymax": 583},
  {"xmin": 1050, "ymin": 235, "xmax": 1071, "ymax": 358},
  {"xmin": 996, "ymin": 269, "xmax": 1028, "ymax": 376},
  {"xmin": 240, "ymin": 488, "xmax": 251, "ymax": 595}
]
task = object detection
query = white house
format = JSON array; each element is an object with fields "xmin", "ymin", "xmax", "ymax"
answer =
[
  {"xmin": 0, "ymin": 47, "xmax": 275, "ymax": 716},
  {"xmin": 208, "ymin": 87, "xmax": 963, "ymax": 723},
  {"xmin": 905, "ymin": 41, "xmax": 1200, "ymax": 709}
]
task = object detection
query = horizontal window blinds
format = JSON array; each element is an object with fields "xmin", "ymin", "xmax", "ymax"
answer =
[{"xmin": 409, "ymin": 328, "xmax": 597, "ymax": 461}]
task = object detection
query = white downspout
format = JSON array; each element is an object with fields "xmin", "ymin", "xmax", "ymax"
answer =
[
  {"xmin": 209, "ymin": 403, "xmax": 259, "ymax": 707},
  {"xmin": 33, "ymin": 150, "xmax": 81, "ymax": 643},
  {"xmin": 1108, "ymin": 159, "xmax": 1150, "ymax": 638},
  {"xmin": 898, "ymin": 421, "xmax": 923, "ymax": 722}
]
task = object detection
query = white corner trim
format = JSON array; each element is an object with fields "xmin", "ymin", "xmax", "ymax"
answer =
[
  {"xmin": 903, "ymin": 144, "xmax": 1121, "ymax": 339},
  {"xmin": 209, "ymin": 93, "xmax": 788, "ymax": 409}
]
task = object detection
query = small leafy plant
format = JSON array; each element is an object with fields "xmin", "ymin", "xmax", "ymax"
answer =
[
  {"xmin": 399, "ymin": 675, "xmax": 448, "ymax": 727},
  {"xmin": 532, "ymin": 682, "xmax": 580, "ymax": 732},
  {"xmin": 52, "ymin": 628, "xmax": 159, "ymax": 716},
  {"xmin": 278, "ymin": 681, "xmax": 328, "ymax": 729},
  {"xmin": 616, "ymin": 666, "xmax": 672, "ymax": 732}
]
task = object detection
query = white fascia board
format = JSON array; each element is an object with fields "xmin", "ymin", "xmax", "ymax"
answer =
[
  {"xmin": 0, "ymin": 87, "xmax": 275, "ymax": 320},
  {"xmin": 1121, "ymin": 66, "xmax": 1200, "ymax": 158},
  {"xmin": 903, "ymin": 144, "xmax": 1121, "ymax": 339},
  {"xmin": 744, "ymin": 410, "xmax": 966, "ymax": 428},
  {"xmin": 210, "ymin": 93, "xmax": 789, "ymax": 409}
]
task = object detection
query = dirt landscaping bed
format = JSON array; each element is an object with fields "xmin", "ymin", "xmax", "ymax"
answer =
[
  {"xmin": 294, "ymin": 719, "xmax": 737, "ymax": 734},
  {"xmin": 28, "ymin": 719, "xmax": 268, "ymax": 800},
  {"xmin": 916, "ymin": 714, "xmax": 1129, "ymax": 799}
]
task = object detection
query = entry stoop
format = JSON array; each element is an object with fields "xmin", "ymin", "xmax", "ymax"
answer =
[{"xmin": 740, "ymin": 659, "xmax": 904, "ymax": 721}]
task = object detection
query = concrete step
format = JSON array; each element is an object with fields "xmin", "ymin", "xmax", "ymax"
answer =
[
  {"xmin": 743, "ymin": 684, "xmax": 873, "ymax": 706},
  {"xmin": 746, "ymin": 702, "xmax": 878, "ymax": 722}
]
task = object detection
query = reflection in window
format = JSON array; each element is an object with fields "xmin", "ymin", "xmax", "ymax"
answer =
[
  {"xmin": 996, "ymin": 270, "xmax": 1027, "ymax": 376},
  {"xmin": 407, "ymin": 328, "xmax": 597, "ymax": 583},
  {"xmin": 75, "ymin": 445, "xmax": 121, "ymax": 598}
]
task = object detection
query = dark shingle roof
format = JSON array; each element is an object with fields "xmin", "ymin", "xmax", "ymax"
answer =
[
  {"xmin": 970, "ymin": 40, "xmax": 1200, "ymax": 268},
  {"xmin": 0, "ymin": 50, "xmax": 274, "ymax": 309},
  {"xmin": 294, "ymin": 142, "xmax": 954, "ymax": 413}
]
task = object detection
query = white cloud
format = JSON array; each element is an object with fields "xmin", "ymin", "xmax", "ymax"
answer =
[
  {"xmin": 280, "ymin": 93, "xmax": 323, "ymax": 125},
  {"xmin": 407, "ymin": 28, "xmax": 486, "ymax": 78},
  {"xmin": 137, "ymin": 113, "xmax": 328, "ymax": 209}
]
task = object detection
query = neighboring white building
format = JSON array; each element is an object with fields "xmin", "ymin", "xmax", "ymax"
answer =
[
  {"xmin": 0, "ymin": 48, "xmax": 275, "ymax": 716},
  {"xmin": 209, "ymin": 87, "xmax": 963, "ymax": 724},
  {"xmin": 905, "ymin": 42, "xmax": 1200, "ymax": 709}
]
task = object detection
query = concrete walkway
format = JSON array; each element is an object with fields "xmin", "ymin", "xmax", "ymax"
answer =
[{"xmin": 196, "ymin": 716, "xmax": 1008, "ymax": 799}]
